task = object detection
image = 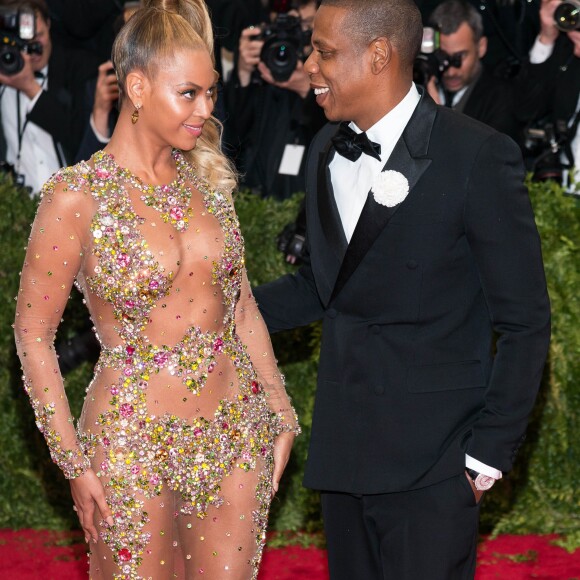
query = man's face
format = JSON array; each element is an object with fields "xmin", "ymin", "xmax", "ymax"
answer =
[
  {"xmin": 439, "ymin": 21, "xmax": 486, "ymax": 93},
  {"xmin": 29, "ymin": 14, "xmax": 52, "ymax": 72},
  {"xmin": 304, "ymin": 5, "xmax": 376, "ymax": 129}
]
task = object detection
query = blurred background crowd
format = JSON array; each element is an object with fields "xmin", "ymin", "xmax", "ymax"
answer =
[
  {"xmin": 0, "ymin": 0, "xmax": 579, "ymax": 253},
  {"xmin": 0, "ymin": 1, "xmax": 577, "ymax": 550}
]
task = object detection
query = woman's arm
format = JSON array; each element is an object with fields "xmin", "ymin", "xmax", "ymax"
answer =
[{"xmin": 14, "ymin": 176, "xmax": 90, "ymax": 479}]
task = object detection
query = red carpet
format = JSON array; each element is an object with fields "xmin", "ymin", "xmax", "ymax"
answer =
[{"xmin": 0, "ymin": 530, "xmax": 579, "ymax": 579}]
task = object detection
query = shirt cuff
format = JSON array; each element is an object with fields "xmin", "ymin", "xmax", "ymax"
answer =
[
  {"xmin": 529, "ymin": 36, "xmax": 555, "ymax": 64},
  {"xmin": 465, "ymin": 454, "xmax": 503, "ymax": 480},
  {"xmin": 90, "ymin": 114, "xmax": 111, "ymax": 144}
]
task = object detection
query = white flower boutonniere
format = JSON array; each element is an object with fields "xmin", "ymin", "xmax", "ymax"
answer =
[{"xmin": 371, "ymin": 170, "xmax": 409, "ymax": 208}]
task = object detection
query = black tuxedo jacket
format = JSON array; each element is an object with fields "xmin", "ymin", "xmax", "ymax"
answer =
[
  {"xmin": 255, "ymin": 92, "xmax": 550, "ymax": 494},
  {"xmin": 515, "ymin": 36, "xmax": 580, "ymax": 132},
  {"xmin": 461, "ymin": 67, "xmax": 520, "ymax": 141},
  {"xmin": 0, "ymin": 44, "xmax": 98, "ymax": 167}
]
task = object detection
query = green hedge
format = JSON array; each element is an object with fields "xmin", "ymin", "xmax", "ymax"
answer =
[
  {"xmin": 0, "ymin": 175, "xmax": 578, "ymax": 549},
  {"xmin": 491, "ymin": 179, "xmax": 580, "ymax": 551}
]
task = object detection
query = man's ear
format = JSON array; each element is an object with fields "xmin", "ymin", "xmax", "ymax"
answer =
[
  {"xmin": 370, "ymin": 37, "xmax": 391, "ymax": 75},
  {"xmin": 125, "ymin": 70, "xmax": 147, "ymax": 107},
  {"xmin": 477, "ymin": 36, "xmax": 488, "ymax": 59}
]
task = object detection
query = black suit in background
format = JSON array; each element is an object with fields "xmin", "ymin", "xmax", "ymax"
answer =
[
  {"xmin": 225, "ymin": 77, "xmax": 326, "ymax": 199},
  {"xmin": 458, "ymin": 67, "xmax": 521, "ymax": 141},
  {"xmin": 74, "ymin": 76, "xmax": 119, "ymax": 164},
  {"xmin": 47, "ymin": 0, "xmax": 122, "ymax": 63},
  {"xmin": 0, "ymin": 44, "xmax": 98, "ymax": 170},
  {"xmin": 515, "ymin": 35, "xmax": 580, "ymax": 162},
  {"xmin": 255, "ymin": 91, "xmax": 550, "ymax": 578}
]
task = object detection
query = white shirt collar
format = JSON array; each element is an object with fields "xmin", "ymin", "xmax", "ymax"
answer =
[
  {"xmin": 437, "ymin": 84, "xmax": 468, "ymax": 108},
  {"xmin": 350, "ymin": 83, "xmax": 421, "ymax": 161},
  {"xmin": 330, "ymin": 84, "xmax": 421, "ymax": 242}
]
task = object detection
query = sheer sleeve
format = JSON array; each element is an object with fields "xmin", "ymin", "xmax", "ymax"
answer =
[
  {"xmin": 13, "ymin": 172, "xmax": 93, "ymax": 479},
  {"xmin": 235, "ymin": 268, "xmax": 300, "ymax": 435}
]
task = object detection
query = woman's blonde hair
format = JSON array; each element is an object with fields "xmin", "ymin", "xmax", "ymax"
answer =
[{"xmin": 112, "ymin": 0, "xmax": 237, "ymax": 193}]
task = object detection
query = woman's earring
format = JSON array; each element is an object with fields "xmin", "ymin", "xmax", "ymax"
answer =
[{"xmin": 131, "ymin": 103, "xmax": 142, "ymax": 125}]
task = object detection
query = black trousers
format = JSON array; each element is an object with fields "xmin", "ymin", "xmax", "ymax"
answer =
[{"xmin": 321, "ymin": 473, "xmax": 481, "ymax": 580}]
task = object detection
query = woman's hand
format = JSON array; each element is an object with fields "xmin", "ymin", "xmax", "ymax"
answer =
[
  {"xmin": 271, "ymin": 431, "xmax": 296, "ymax": 496},
  {"xmin": 69, "ymin": 468, "xmax": 114, "ymax": 544}
]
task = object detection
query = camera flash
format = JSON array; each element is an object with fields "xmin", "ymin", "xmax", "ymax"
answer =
[
  {"xmin": 421, "ymin": 27, "xmax": 436, "ymax": 54},
  {"xmin": 18, "ymin": 9, "xmax": 35, "ymax": 41}
]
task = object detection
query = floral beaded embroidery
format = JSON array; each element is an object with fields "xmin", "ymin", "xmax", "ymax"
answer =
[{"xmin": 20, "ymin": 151, "xmax": 298, "ymax": 580}]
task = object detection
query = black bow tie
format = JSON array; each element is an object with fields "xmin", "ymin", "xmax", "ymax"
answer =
[{"xmin": 331, "ymin": 122, "xmax": 382, "ymax": 162}]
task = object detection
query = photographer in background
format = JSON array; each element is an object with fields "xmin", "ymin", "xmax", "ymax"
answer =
[
  {"xmin": 74, "ymin": 3, "xmax": 139, "ymax": 162},
  {"xmin": 424, "ymin": 0, "xmax": 520, "ymax": 140},
  {"xmin": 416, "ymin": 1, "xmax": 541, "ymax": 80},
  {"xmin": 515, "ymin": 0, "xmax": 579, "ymax": 187},
  {"xmin": 224, "ymin": 0, "xmax": 326, "ymax": 200},
  {"xmin": 0, "ymin": 0, "xmax": 98, "ymax": 195}
]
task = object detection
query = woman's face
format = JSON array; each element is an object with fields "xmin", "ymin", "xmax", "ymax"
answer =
[{"xmin": 140, "ymin": 48, "xmax": 216, "ymax": 151}]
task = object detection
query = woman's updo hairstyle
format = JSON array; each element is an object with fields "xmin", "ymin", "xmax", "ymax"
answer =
[{"xmin": 112, "ymin": 0, "xmax": 236, "ymax": 193}]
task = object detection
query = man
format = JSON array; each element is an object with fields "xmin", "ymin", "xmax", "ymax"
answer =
[
  {"xmin": 0, "ymin": 0, "xmax": 97, "ymax": 194},
  {"xmin": 254, "ymin": 0, "xmax": 550, "ymax": 578},
  {"xmin": 416, "ymin": 0, "xmax": 542, "ymax": 78},
  {"xmin": 426, "ymin": 0, "xmax": 520, "ymax": 140},
  {"xmin": 224, "ymin": 0, "xmax": 326, "ymax": 199},
  {"xmin": 515, "ymin": 0, "xmax": 580, "ymax": 187}
]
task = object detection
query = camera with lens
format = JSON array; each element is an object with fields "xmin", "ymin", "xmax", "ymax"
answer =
[
  {"xmin": 0, "ymin": 6, "xmax": 42, "ymax": 76},
  {"xmin": 554, "ymin": 0, "xmax": 580, "ymax": 31},
  {"xmin": 413, "ymin": 27, "xmax": 460, "ymax": 87},
  {"xmin": 255, "ymin": 11, "xmax": 312, "ymax": 83},
  {"xmin": 523, "ymin": 119, "xmax": 573, "ymax": 182}
]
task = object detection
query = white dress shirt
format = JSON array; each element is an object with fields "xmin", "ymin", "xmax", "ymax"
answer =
[
  {"xmin": 529, "ymin": 36, "xmax": 555, "ymax": 64},
  {"xmin": 437, "ymin": 84, "xmax": 469, "ymax": 108},
  {"xmin": 90, "ymin": 113, "xmax": 112, "ymax": 144},
  {"xmin": 1, "ymin": 65, "xmax": 62, "ymax": 195},
  {"xmin": 329, "ymin": 83, "xmax": 502, "ymax": 480},
  {"xmin": 330, "ymin": 83, "xmax": 420, "ymax": 242}
]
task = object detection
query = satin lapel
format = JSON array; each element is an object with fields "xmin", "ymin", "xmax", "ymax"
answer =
[
  {"xmin": 329, "ymin": 95, "xmax": 436, "ymax": 303},
  {"xmin": 317, "ymin": 140, "xmax": 349, "ymax": 262}
]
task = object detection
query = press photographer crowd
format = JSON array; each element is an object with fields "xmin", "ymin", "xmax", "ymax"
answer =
[{"xmin": 0, "ymin": 0, "xmax": 578, "ymax": 363}]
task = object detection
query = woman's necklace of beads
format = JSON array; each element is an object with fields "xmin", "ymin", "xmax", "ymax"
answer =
[{"xmin": 100, "ymin": 149, "xmax": 193, "ymax": 232}]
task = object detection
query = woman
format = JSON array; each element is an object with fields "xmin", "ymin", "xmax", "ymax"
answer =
[{"xmin": 13, "ymin": 1, "xmax": 299, "ymax": 578}]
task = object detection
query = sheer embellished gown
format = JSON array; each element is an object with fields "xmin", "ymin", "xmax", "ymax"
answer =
[{"xmin": 14, "ymin": 149, "xmax": 299, "ymax": 579}]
